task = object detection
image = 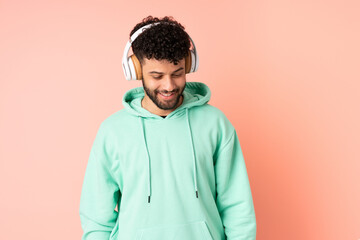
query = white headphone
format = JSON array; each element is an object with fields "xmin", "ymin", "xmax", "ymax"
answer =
[{"xmin": 122, "ymin": 22, "xmax": 199, "ymax": 80}]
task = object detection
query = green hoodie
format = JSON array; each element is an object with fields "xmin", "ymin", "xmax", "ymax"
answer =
[{"xmin": 79, "ymin": 81, "xmax": 256, "ymax": 240}]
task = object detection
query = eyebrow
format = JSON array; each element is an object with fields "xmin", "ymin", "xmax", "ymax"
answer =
[{"xmin": 149, "ymin": 67, "xmax": 184, "ymax": 75}]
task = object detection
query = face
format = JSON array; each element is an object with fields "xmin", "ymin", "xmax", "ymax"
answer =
[{"xmin": 141, "ymin": 58, "xmax": 186, "ymax": 116}]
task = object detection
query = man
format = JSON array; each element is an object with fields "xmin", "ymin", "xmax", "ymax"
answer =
[{"xmin": 79, "ymin": 16, "xmax": 256, "ymax": 240}]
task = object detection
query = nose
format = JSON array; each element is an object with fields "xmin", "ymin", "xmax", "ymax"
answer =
[{"xmin": 161, "ymin": 75, "xmax": 176, "ymax": 92}]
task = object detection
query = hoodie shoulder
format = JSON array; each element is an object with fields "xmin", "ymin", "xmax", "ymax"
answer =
[
  {"xmin": 97, "ymin": 108, "xmax": 135, "ymax": 133},
  {"xmin": 194, "ymin": 103, "xmax": 235, "ymax": 134}
]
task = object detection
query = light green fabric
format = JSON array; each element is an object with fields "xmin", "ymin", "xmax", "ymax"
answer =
[{"xmin": 79, "ymin": 81, "xmax": 256, "ymax": 240}]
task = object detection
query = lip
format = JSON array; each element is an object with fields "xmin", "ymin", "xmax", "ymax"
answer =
[{"xmin": 158, "ymin": 92, "xmax": 176, "ymax": 100}]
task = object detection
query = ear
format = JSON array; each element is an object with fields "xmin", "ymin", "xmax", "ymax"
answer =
[{"xmin": 130, "ymin": 54, "xmax": 143, "ymax": 80}]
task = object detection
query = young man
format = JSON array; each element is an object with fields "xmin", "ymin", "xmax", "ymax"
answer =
[{"xmin": 79, "ymin": 16, "xmax": 256, "ymax": 240}]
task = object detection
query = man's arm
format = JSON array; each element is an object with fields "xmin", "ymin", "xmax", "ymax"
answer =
[
  {"xmin": 214, "ymin": 128, "xmax": 257, "ymax": 240},
  {"xmin": 79, "ymin": 123, "xmax": 120, "ymax": 240}
]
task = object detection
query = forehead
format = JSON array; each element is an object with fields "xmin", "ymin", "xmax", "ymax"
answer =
[{"xmin": 142, "ymin": 58, "xmax": 185, "ymax": 72}]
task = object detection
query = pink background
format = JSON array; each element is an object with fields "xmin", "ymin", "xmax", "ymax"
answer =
[{"xmin": 1, "ymin": 0, "xmax": 359, "ymax": 239}]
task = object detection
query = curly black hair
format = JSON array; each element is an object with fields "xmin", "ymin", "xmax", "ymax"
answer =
[{"xmin": 130, "ymin": 16, "xmax": 191, "ymax": 65}]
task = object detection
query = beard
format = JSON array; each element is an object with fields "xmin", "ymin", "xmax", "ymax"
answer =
[{"xmin": 142, "ymin": 79, "xmax": 185, "ymax": 110}]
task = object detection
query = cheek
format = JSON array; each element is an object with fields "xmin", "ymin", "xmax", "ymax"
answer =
[
  {"xmin": 176, "ymin": 76, "xmax": 186, "ymax": 88},
  {"xmin": 143, "ymin": 78, "xmax": 159, "ymax": 90}
]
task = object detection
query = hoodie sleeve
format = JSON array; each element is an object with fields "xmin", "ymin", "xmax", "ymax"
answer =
[
  {"xmin": 214, "ymin": 129, "xmax": 257, "ymax": 240},
  {"xmin": 79, "ymin": 123, "xmax": 121, "ymax": 240}
]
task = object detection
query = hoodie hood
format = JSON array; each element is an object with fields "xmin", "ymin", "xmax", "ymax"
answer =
[
  {"xmin": 122, "ymin": 81, "xmax": 211, "ymax": 203},
  {"xmin": 122, "ymin": 81, "xmax": 211, "ymax": 119}
]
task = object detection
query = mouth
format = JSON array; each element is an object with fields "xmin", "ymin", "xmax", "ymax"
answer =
[{"xmin": 158, "ymin": 92, "xmax": 176, "ymax": 100}]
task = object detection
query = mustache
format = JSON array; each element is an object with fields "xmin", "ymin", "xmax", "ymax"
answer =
[{"xmin": 158, "ymin": 90, "xmax": 178, "ymax": 94}]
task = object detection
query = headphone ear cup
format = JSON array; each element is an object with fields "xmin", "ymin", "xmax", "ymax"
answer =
[
  {"xmin": 185, "ymin": 50, "xmax": 192, "ymax": 74},
  {"xmin": 190, "ymin": 50, "xmax": 196, "ymax": 72},
  {"xmin": 129, "ymin": 54, "xmax": 143, "ymax": 80}
]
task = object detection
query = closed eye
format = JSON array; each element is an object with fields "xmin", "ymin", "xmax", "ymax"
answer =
[{"xmin": 152, "ymin": 75, "xmax": 162, "ymax": 79}]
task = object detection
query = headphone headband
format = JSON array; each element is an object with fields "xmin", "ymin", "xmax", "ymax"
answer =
[{"xmin": 130, "ymin": 22, "xmax": 160, "ymax": 43}]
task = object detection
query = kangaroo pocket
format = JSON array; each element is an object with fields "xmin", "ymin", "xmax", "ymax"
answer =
[{"xmin": 135, "ymin": 220, "xmax": 213, "ymax": 240}]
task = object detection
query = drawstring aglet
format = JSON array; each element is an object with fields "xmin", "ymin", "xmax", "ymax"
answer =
[
  {"xmin": 196, "ymin": 190, "xmax": 198, "ymax": 198},
  {"xmin": 148, "ymin": 196, "xmax": 151, "ymax": 203}
]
